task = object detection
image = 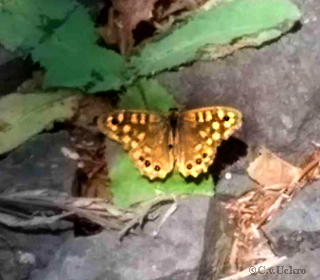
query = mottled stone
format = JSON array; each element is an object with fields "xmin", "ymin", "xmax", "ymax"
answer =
[
  {"xmin": 263, "ymin": 181, "xmax": 320, "ymax": 255},
  {"xmin": 0, "ymin": 131, "xmax": 77, "ymax": 195},
  {"xmin": 30, "ymin": 196, "xmax": 210, "ymax": 280}
]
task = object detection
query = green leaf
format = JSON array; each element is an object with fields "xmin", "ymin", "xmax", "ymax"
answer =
[
  {"xmin": 31, "ymin": 8, "xmax": 125, "ymax": 91},
  {"xmin": 110, "ymin": 148, "xmax": 214, "ymax": 209},
  {"xmin": 129, "ymin": 0, "xmax": 301, "ymax": 76},
  {"xmin": 118, "ymin": 78, "xmax": 176, "ymax": 112},
  {"xmin": 0, "ymin": 0, "xmax": 300, "ymax": 92},
  {"xmin": 0, "ymin": 91, "xmax": 80, "ymax": 155},
  {"xmin": 0, "ymin": 0, "xmax": 77, "ymax": 53},
  {"xmin": 0, "ymin": 0, "xmax": 125, "ymax": 91}
]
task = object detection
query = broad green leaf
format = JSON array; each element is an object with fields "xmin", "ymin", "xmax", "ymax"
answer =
[
  {"xmin": 31, "ymin": 8, "xmax": 125, "ymax": 92},
  {"xmin": 0, "ymin": 0, "xmax": 300, "ymax": 92},
  {"xmin": 110, "ymin": 149, "xmax": 214, "ymax": 209},
  {"xmin": 0, "ymin": 0, "xmax": 77, "ymax": 53},
  {"xmin": 118, "ymin": 78, "xmax": 176, "ymax": 112},
  {"xmin": 0, "ymin": 0, "xmax": 125, "ymax": 91},
  {"xmin": 0, "ymin": 91, "xmax": 80, "ymax": 154},
  {"xmin": 130, "ymin": 0, "xmax": 301, "ymax": 76}
]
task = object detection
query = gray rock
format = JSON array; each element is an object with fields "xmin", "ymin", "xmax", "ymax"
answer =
[
  {"xmin": 0, "ymin": 131, "xmax": 78, "ymax": 195},
  {"xmin": 244, "ymin": 181, "xmax": 320, "ymax": 280},
  {"xmin": 199, "ymin": 196, "xmax": 237, "ymax": 280},
  {"xmin": 0, "ymin": 131, "xmax": 77, "ymax": 280},
  {"xmin": 216, "ymin": 171, "xmax": 252, "ymax": 197},
  {"xmin": 263, "ymin": 181, "xmax": 320, "ymax": 256},
  {"xmin": 0, "ymin": 135, "xmax": 75, "ymax": 280},
  {"xmin": 0, "ymin": 224, "xmax": 72, "ymax": 280},
  {"xmin": 245, "ymin": 249, "xmax": 320, "ymax": 280},
  {"xmin": 30, "ymin": 196, "xmax": 210, "ymax": 280}
]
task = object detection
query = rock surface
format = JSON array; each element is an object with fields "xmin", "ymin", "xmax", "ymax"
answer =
[
  {"xmin": 247, "ymin": 181, "xmax": 320, "ymax": 280},
  {"xmin": 30, "ymin": 196, "xmax": 210, "ymax": 280},
  {"xmin": 0, "ymin": 131, "xmax": 77, "ymax": 280},
  {"xmin": 0, "ymin": 225, "xmax": 72, "ymax": 280},
  {"xmin": 244, "ymin": 181, "xmax": 320, "ymax": 280},
  {"xmin": 0, "ymin": 131, "xmax": 78, "ymax": 195},
  {"xmin": 264, "ymin": 181, "xmax": 320, "ymax": 250}
]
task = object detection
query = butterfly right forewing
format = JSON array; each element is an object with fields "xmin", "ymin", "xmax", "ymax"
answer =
[
  {"xmin": 176, "ymin": 106, "xmax": 242, "ymax": 178},
  {"xmin": 98, "ymin": 110, "xmax": 175, "ymax": 180}
]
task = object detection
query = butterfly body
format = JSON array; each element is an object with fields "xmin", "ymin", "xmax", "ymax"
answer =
[{"xmin": 98, "ymin": 107, "xmax": 242, "ymax": 180}]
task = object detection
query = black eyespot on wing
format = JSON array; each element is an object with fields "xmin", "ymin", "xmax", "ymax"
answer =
[
  {"xmin": 154, "ymin": 165, "xmax": 161, "ymax": 172},
  {"xmin": 202, "ymin": 153, "xmax": 207, "ymax": 159},
  {"xmin": 111, "ymin": 118, "xmax": 119, "ymax": 125},
  {"xmin": 139, "ymin": 156, "xmax": 144, "ymax": 162},
  {"xmin": 223, "ymin": 116, "xmax": 230, "ymax": 121},
  {"xmin": 168, "ymin": 144, "xmax": 173, "ymax": 149},
  {"xmin": 196, "ymin": 158, "xmax": 202, "ymax": 164},
  {"xmin": 145, "ymin": 160, "xmax": 151, "ymax": 167},
  {"xmin": 187, "ymin": 163, "xmax": 193, "ymax": 170}
]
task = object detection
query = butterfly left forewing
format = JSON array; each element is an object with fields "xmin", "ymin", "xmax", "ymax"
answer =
[
  {"xmin": 98, "ymin": 110, "xmax": 175, "ymax": 180},
  {"xmin": 176, "ymin": 106, "xmax": 242, "ymax": 177}
]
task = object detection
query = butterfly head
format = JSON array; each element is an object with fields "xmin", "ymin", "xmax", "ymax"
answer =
[{"xmin": 168, "ymin": 108, "xmax": 179, "ymax": 112}]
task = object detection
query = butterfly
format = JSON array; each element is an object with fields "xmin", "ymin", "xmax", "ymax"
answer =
[{"xmin": 97, "ymin": 106, "xmax": 242, "ymax": 180}]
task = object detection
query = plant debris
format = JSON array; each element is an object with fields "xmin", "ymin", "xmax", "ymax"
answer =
[
  {"xmin": 247, "ymin": 148, "xmax": 301, "ymax": 186},
  {"xmin": 0, "ymin": 91, "xmax": 81, "ymax": 155},
  {"xmin": 68, "ymin": 96, "xmax": 114, "ymax": 198},
  {"xmin": 224, "ymin": 148, "xmax": 320, "ymax": 276},
  {"xmin": 0, "ymin": 190, "xmax": 179, "ymax": 241}
]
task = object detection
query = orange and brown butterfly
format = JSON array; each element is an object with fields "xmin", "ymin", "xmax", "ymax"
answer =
[{"xmin": 98, "ymin": 107, "xmax": 242, "ymax": 180}]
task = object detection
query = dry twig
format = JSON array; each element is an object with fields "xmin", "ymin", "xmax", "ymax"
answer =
[
  {"xmin": 225, "ymin": 149, "xmax": 320, "ymax": 275},
  {"xmin": 0, "ymin": 190, "xmax": 179, "ymax": 241}
]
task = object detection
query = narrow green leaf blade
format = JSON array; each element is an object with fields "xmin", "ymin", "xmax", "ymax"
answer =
[
  {"xmin": 130, "ymin": 0, "xmax": 301, "ymax": 75},
  {"xmin": 0, "ymin": 91, "xmax": 80, "ymax": 154}
]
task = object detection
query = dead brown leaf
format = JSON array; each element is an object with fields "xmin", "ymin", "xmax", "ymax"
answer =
[
  {"xmin": 66, "ymin": 96, "xmax": 115, "ymax": 200},
  {"xmin": 247, "ymin": 149, "xmax": 301, "ymax": 186},
  {"xmin": 81, "ymin": 167, "xmax": 111, "ymax": 199},
  {"xmin": 300, "ymin": 149, "xmax": 320, "ymax": 182},
  {"xmin": 98, "ymin": 0, "xmax": 210, "ymax": 54},
  {"xmin": 98, "ymin": 0, "xmax": 158, "ymax": 54},
  {"xmin": 73, "ymin": 95, "xmax": 113, "ymax": 127},
  {"xmin": 154, "ymin": 0, "xmax": 199, "ymax": 20}
]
